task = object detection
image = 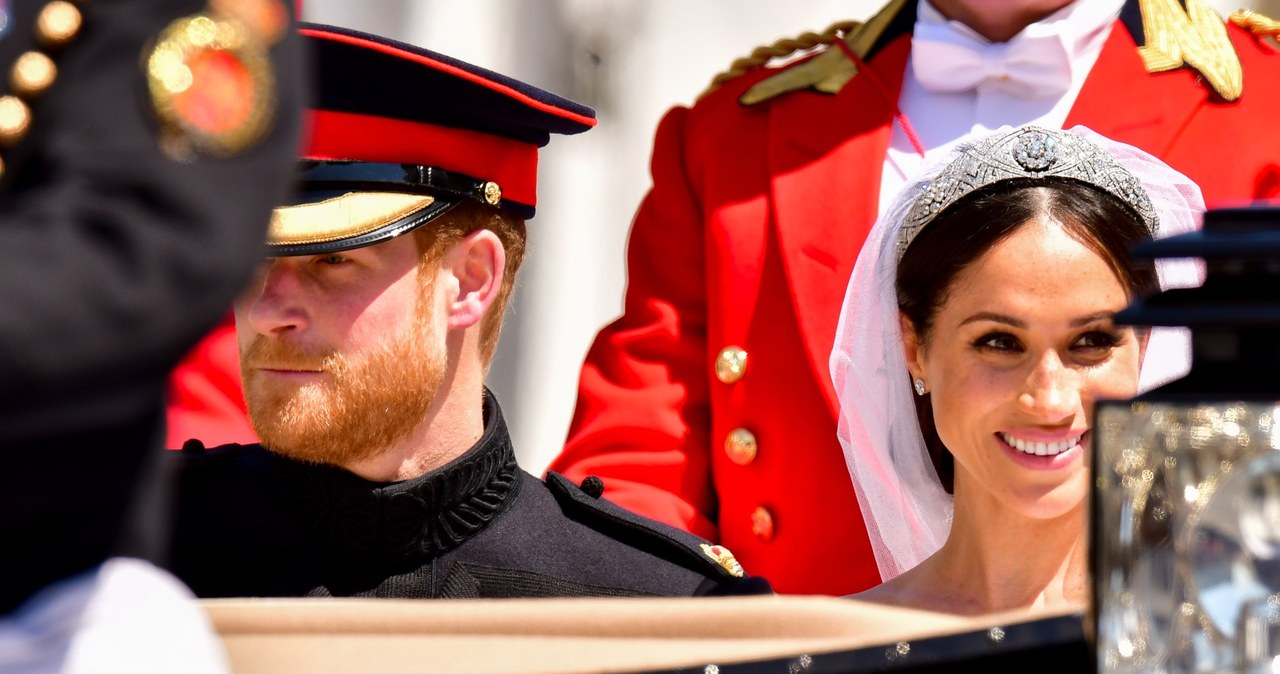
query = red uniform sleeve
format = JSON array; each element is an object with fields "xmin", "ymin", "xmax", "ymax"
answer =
[
  {"xmin": 166, "ymin": 313, "xmax": 258, "ymax": 449},
  {"xmin": 551, "ymin": 106, "xmax": 718, "ymax": 540}
]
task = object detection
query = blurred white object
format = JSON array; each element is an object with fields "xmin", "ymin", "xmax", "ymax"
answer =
[{"xmin": 0, "ymin": 558, "xmax": 228, "ymax": 674}]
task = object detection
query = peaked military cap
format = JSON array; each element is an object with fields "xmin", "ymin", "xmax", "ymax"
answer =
[{"xmin": 268, "ymin": 23, "xmax": 596, "ymax": 256}]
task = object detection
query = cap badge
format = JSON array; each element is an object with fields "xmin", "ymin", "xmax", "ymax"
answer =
[
  {"xmin": 700, "ymin": 543, "xmax": 745, "ymax": 578},
  {"xmin": 145, "ymin": 8, "xmax": 279, "ymax": 158}
]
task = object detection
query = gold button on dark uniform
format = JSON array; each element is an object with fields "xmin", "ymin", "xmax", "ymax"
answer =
[
  {"xmin": 11, "ymin": 52, "xmax": 58, "ymax": 98},
  {"xmin": 482, "ymin": 181, "xmax": 502, "ymax": 205},
  {"xmin": 723, "ymin": 428, "xmax": 757, "ymax": 465},
  {"xmin": 36, "ymin": 1, "xmax": 83, "ymax": 47},
  {"xmin": 0, "ymin": 96, "xmax": 32, "ymax": 146},
  {"xmin": 751, "ymin": 506, "xmax": 775, "ymax": 543},
  {"xmin": 714, "ymin": 345, "xmax": 748, "ymax": 384}
]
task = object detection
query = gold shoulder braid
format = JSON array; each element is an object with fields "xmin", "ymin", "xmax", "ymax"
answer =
[
  {"xmin": 0, "ymin": 0, "xmax": 86, "ymax": 178},
  {"xmin": 1138, "ymin": 0, "xmax": 1243, "ymax": 101},
  {"xmin": 734, "ymin": 0, "xmax": 1254, "ymax": 108},
  {"xmin": 1229, "ymin": 8, "xmax": 1280, "ymax": 45},
  {"xmin": 145, "ymin": 0, "xmax": 286, "ymax": 160},
  {"xmin": 698, "ymin": 19, "xmax": 860, "ymax": 101},
  {"xmin": 738, "ymin": 0, "xmax": 910, "ymax": 106}
]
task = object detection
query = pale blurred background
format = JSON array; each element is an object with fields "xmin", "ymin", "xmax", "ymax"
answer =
[{"xmin": 302, "ymin": 0, "xmax": 1279, "ymax": 475}]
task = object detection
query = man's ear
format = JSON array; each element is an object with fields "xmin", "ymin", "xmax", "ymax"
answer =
[
  {"xmin": 443, "ymin": 230, "xmax": 505, "ymax": 331},
  {"xmin": 900, "ymin": 312, "xmax": 926, "ymax": 383}
]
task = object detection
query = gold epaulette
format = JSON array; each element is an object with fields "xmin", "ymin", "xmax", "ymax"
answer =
[
  {"xmin": 1137, "ymin": 0, "xmax": 1246, "ymax": 101},
  {"xmin": 738, "ymin": 0, "xmax": 910, "ymax": 106},
  {"xmin": 697, "ymin": 19, "xmax": 861, "ymax": 102},
  {"xmin": 1229, "ymin": 8, "xmax": 1280, "ymax": 44}
]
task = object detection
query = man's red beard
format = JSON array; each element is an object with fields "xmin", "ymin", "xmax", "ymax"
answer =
[{"xmin": 239, "ymin": 313, "xmax": 446, "ymax": 468}]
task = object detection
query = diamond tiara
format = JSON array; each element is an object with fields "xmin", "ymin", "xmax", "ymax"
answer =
[{"xmin": 897, "ymin": 127, "xmax": 1159, "ymax": 261}]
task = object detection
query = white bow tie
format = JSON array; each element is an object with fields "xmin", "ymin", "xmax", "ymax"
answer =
[{"xmin": 911, "ymin": 20, "xmax": 1073, "ymax": 98}]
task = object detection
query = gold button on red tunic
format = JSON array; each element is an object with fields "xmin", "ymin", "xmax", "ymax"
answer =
[
  {"xmin": 714, "ymin": 346, "xmax": 748, "ymax": 384},
  {"xmin": 723, "ymin": 428, "xmax": 757, "ymax": 466},
  {"xmin": 751, "ymin": 506, "xmax": 775, "ymax": 543}
]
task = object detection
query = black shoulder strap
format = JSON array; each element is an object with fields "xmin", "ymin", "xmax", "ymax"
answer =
[
  {"xmin": 168, "ymin": 441, "xmax": 268, "ymax": 492},
  {"xmin": 171, "ymin": 439, "xmax": 249, "ymax": 465},
  {"xmin": 544, "ymin": 472, "xmax": 748, "ymax": 583}
]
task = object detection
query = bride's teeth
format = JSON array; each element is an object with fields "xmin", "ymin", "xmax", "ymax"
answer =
[{"xmin": 1001, "ymin": 433, "xmax": 1082, "ymax": 457}]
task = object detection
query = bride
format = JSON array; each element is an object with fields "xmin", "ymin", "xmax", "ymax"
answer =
[{"xmin": 830, "ymin": 126, "xmax": 1203, "ymax": 615}]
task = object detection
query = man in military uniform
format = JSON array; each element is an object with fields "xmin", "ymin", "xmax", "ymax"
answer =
[
  {"xmin": 0, "ymin": 0, "xmax": 304, "ymax": 670},
  {"xmin": 551, "ymin": 0, "xmax": 1280, "ymax": 595},
  {"xmin": 169, "ymin": 24, "xmax": 767, "ymax": 600}
]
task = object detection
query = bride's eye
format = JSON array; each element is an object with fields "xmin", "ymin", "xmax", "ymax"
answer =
[
  {"xmin": 973, "ymin": 332, "xmax": 1022, "ymax": 353},
  {"xmin": 1073, "ymin": 330, "xmax": 1123, "ymax": 352}
]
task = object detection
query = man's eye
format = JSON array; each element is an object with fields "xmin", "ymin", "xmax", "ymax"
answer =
[
  {"xmin": 973, "ymin": 332, "xmax": 1022, "ymax": 352},
  {"xmin": 318, "ymin": 254, "xmax": 347, "ymax": 265}
]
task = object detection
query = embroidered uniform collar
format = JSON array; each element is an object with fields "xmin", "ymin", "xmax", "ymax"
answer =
[{"xmin": 268, "ymin": 390, "xmax": 521, "ymax": 563}]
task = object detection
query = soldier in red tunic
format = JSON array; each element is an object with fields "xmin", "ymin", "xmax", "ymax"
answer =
[{"xmin": 551, "ymin": 0, "xmax": 1280, "ymax": 595}]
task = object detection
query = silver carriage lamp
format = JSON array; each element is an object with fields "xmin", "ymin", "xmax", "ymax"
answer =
[{"xmin": 1093, "ymin": 204, "xmax": 1280, "ymax": 673}]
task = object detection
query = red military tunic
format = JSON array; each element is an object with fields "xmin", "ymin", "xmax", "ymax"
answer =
[{"xmin": 552, "ymin": 5, "xmax": 1280, "ymax": 594}]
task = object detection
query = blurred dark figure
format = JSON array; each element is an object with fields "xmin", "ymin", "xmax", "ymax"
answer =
[{"xmin": 0, "ymin": 0, "xmax": 304, "ymax": 670}]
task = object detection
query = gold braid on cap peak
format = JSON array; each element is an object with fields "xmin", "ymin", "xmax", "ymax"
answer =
[
  {"xmin": 697, "ymin": 19, "xmax": 860, "ymax": 100},
  {"xmin": 898, "ymin": 127, "xmax": 1158, "ymax": 262}
]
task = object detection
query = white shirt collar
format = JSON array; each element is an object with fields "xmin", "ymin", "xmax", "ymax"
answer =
[{"xmin": 916, "ymin": 0, "xmax": 1123, "ymax": 77}]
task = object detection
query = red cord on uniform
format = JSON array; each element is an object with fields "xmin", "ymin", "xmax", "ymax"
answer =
[{"xmin": 833, "ymin": 38, "xmax": 926, "ymax": 158}]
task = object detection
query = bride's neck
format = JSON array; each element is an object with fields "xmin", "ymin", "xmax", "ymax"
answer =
[{"xmin": 926, "ymin": 479, "xmax": 1088, "ymax": 615}]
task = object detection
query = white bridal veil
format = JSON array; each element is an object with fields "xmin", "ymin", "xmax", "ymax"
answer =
[{"xmin": 829, "ymin": 126, "xmax": 1206, "ymax": 581}]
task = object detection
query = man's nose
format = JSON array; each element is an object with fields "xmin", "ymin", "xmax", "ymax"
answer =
[{"xmin": 241, "ymin": 260, "xmax": 310, "ymax": 337}]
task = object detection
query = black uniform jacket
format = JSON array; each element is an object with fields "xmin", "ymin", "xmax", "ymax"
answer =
[
  {"xmin": 0, "ymin": 0, "xmax": 305, "ymax": 613},
  {"xmin": 170, "ymin": 394, "xmax": 770, "ymax": 598}
]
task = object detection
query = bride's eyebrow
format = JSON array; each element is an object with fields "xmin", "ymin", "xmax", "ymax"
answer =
[
  {"xmin": 959, "ymin": 312, "xmax": 1024, "ymax": 329},
  {"xmin": 1069, "ymin": 311, "xmax": 1117, "ymax": 327},
  {"xmin": 958, "ymin": 311, "xmax": 1119, "ymax": 329}
]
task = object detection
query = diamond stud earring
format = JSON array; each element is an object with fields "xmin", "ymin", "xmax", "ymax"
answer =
[{"xmin": 913, "ymin": 378, "xmax": 926, "ymax": 396}]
